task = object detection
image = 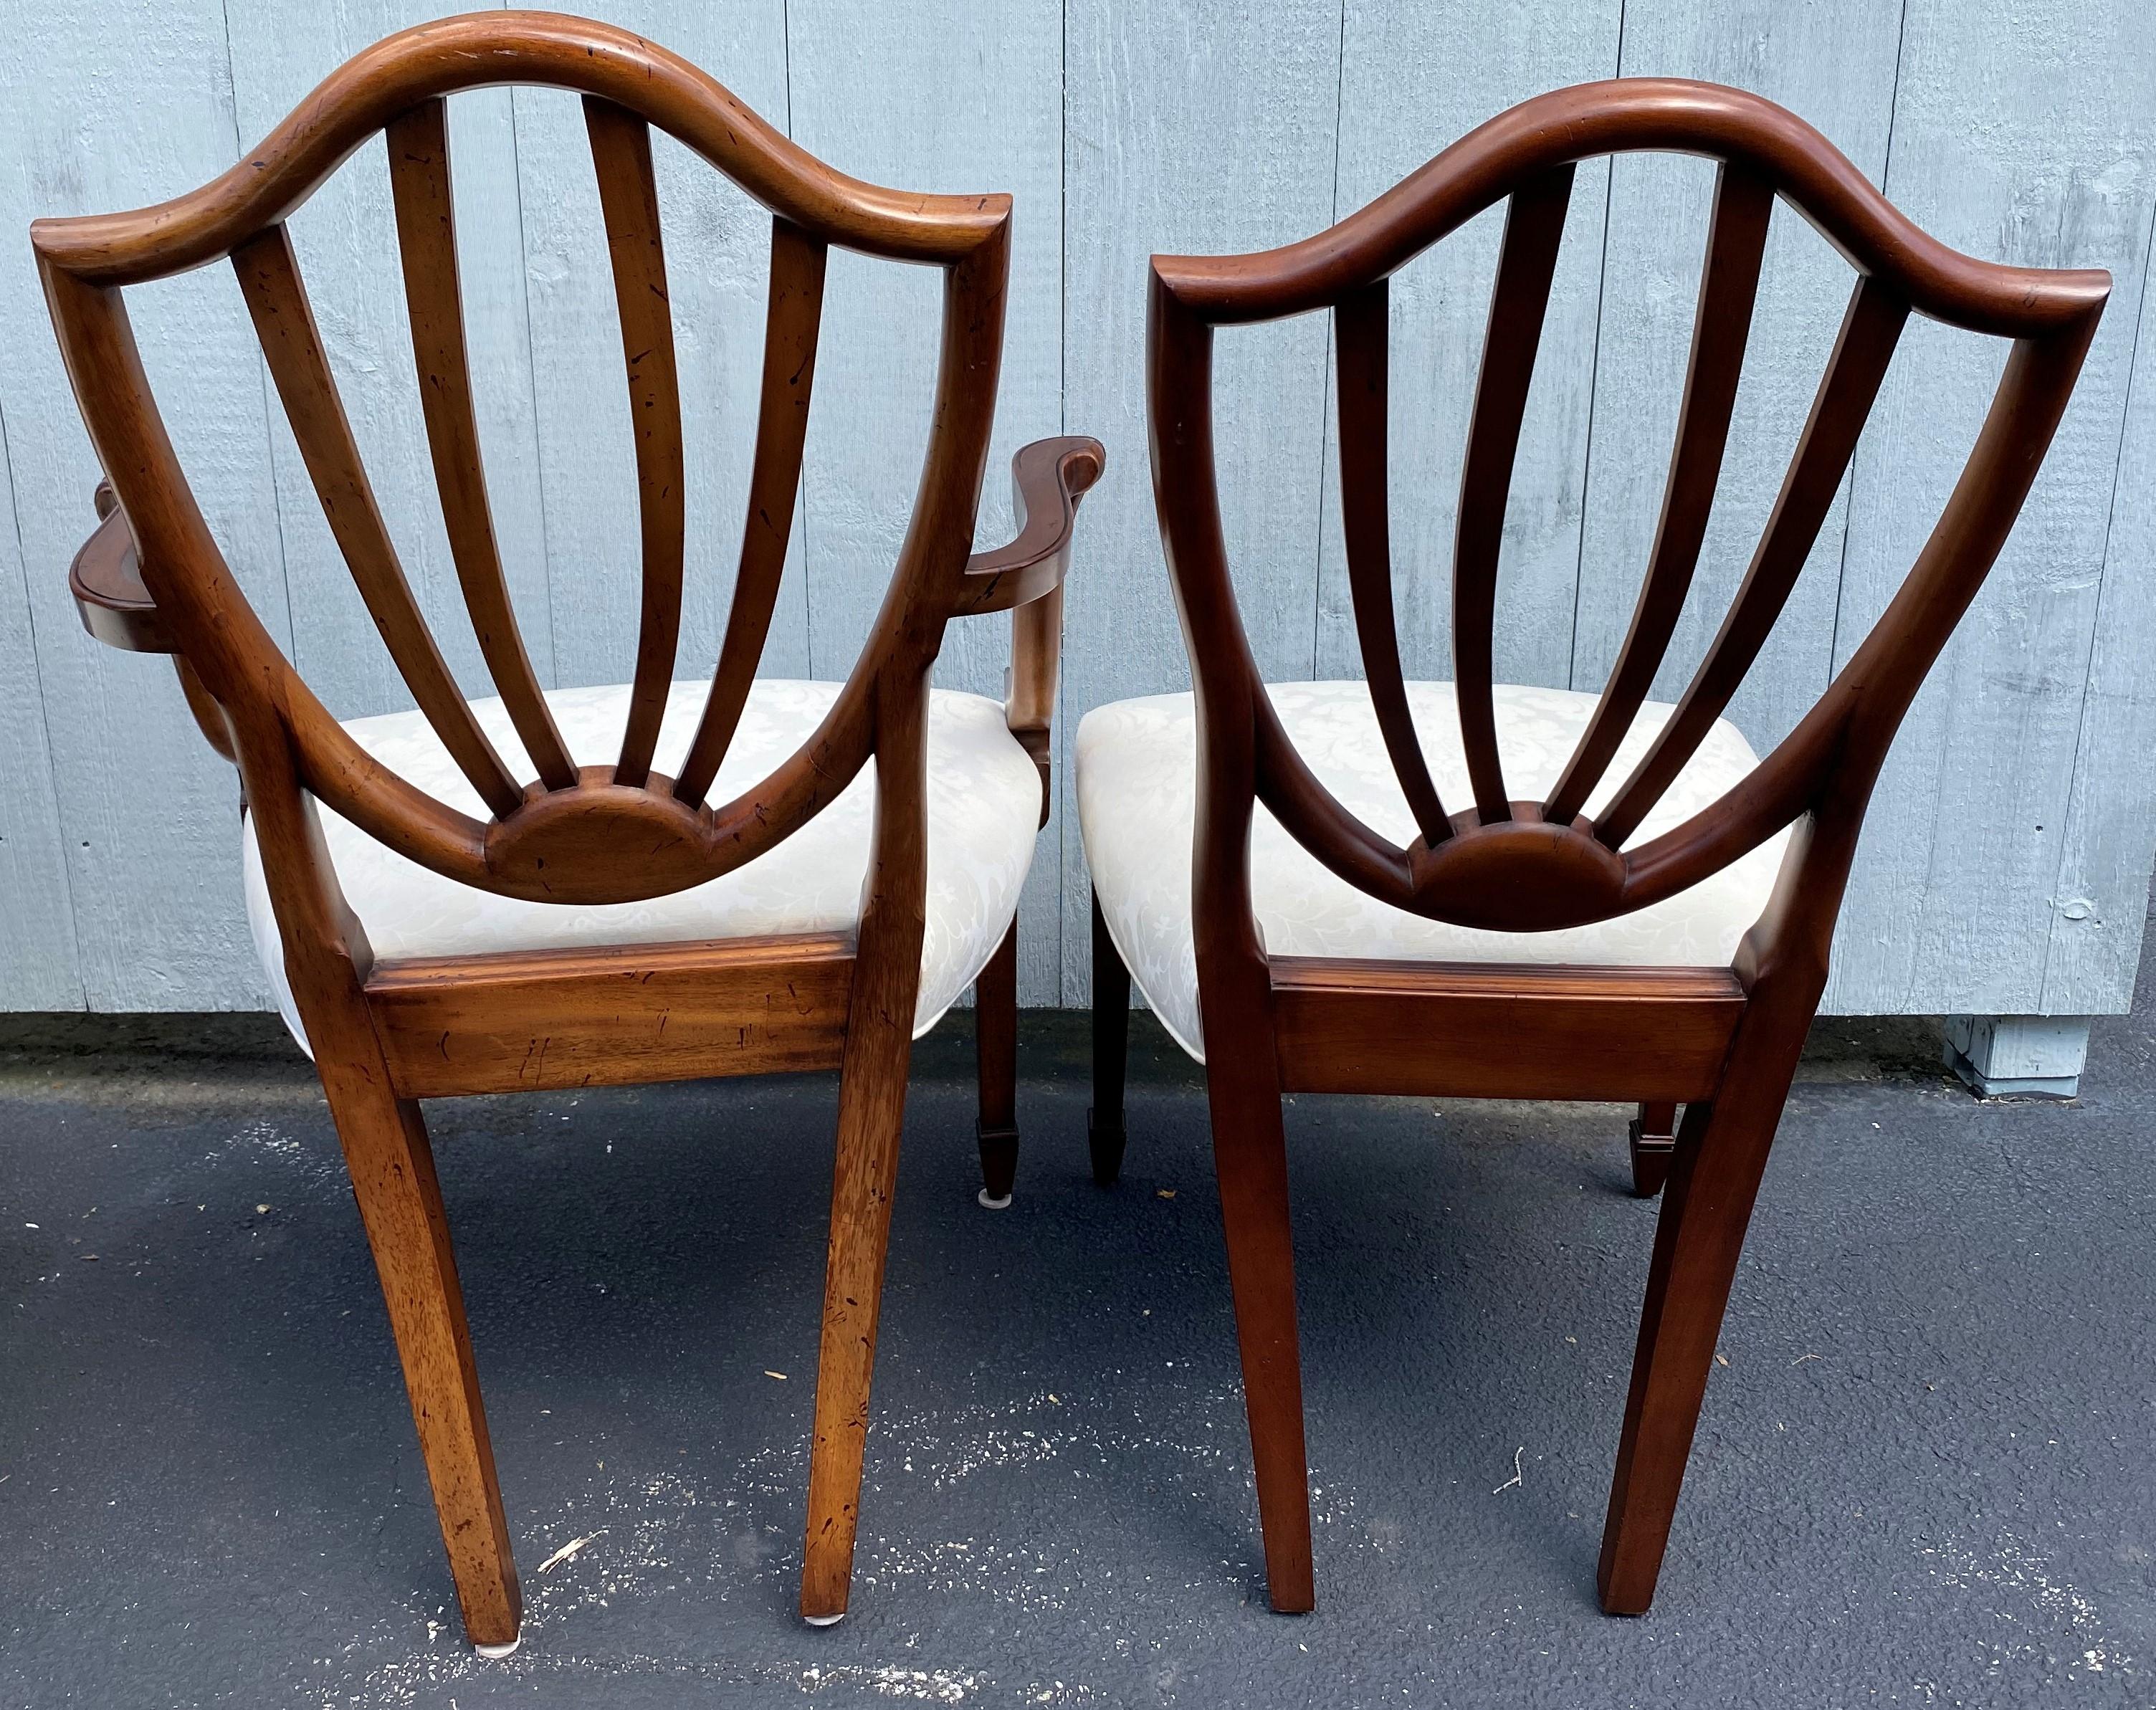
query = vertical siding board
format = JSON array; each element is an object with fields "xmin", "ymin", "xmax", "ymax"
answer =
[
  {"xmin": 1570, "ymin": 1, "xmax": 1903, "ymax": 756},
  {"xmin": 1825, "ymin": 0, "xmax": 2156, "ymax": 1015},
  {"xmin": 1060, "ymin": 0, "xmax": 1346, "ymax": 1003},
  {"xmin": 786, "ymin": 0, "xmax": 1066, "ymax": 1000},
  {"xmin": 513, "ymin": 2, "xmax": 797, "ymax": 698},
  {"xmin": 224, "ymin": 0, "xmax": 555, "ymax": 720},
  {"xmin": 1316, "ymin": 0, "xmax": 1623, "ymax": 694},
  {"xmin": 0, "ymin": 411, "xmax": 84, "ymax": 1008},
  {"xmin": 7, "ymin": 1, "xmax": 2156, "ymax": 1026},
  {"xmin": 0, "ymin": 0, "xmax": 292, "ymax": 1009},
  {"xmin": 2041, "ymin": 198, "xmax": 2156, "ymax": 1013}
]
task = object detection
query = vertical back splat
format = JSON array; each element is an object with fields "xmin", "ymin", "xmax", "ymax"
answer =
[
  {"xmin": 1593, "ymin": 273, "xmax": 1908, "ymax": 849},
  {"xmin": 1451, "ymin": 166, "xmax": 1575, "ymax": 823},
  {"xmin": 584, "ymin": 97, "xmax": 688, "ymax": 789},
  {"xmin": 676, "ymin": 217, "xmax": 829, "ymax": 808},
  {"xmin": 1543, "ymin": 163, "xmax": 1775, "ymax": 826},
  {"xmin": 1335, "ymin": 280, "xmax": 1450, "ymax": 846},
  {"xmin": 387, "ymin": 97, "xmax": 577, "ymax": 793},
  {"xmin": 234, "ymin": 226, "xmax": 524, "ymax": 818}
]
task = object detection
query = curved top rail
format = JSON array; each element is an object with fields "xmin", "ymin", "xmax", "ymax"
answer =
[
  {"xmin": 30, "ymin": 9, "xmax": 1008, "ymax": 285},
  {"xmin": 1151, "ymin": 79, "xmax": 2107, "ymax": 338}
]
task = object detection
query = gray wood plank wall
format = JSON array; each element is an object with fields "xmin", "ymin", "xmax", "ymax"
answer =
[{"xmin": 2, "ymin": 0, "xmax": 2152, "ymax": 1018}]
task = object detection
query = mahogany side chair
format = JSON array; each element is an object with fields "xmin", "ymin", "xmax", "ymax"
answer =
[
  {"xmin": 1077, "ymin": 80, "xmax": 2104, "ymax": 1615},
  {"xmin": 37, "ymin": 13, "xmax": 1101, "ymax": 1651}
]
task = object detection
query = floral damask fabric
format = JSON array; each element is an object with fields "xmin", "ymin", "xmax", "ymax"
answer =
[
  {"xmin": 244, "ymin": 678, "xmax": 1041, "ymax": 1054},
  {"xmin": 1075, "ymin": 681, "xmax": 1790, "ymax": 1063}
]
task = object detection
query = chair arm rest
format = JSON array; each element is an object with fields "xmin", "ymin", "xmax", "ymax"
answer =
[
  {"xmin": 963, "ymin": 437, "xmax": 1105, "ymax": 826},
  {"xmin": 958, "ymin": 435, "xmax": 1105, "ymax": 614},
  {"xmin": 70, "ymin": 480, "xmax": 174, "ymax": 653},
  {"xmin": 68, "ymin": 481, "xmax": 237, "ymax": 765}
]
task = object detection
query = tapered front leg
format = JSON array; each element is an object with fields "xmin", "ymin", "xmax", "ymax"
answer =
[
  {"xmin": 1088, "ymin": 889, "xmax": 1131, "ymax": 1186},
  {"xmin": 974, "ymin": 918, "xmax": 1020, "ymax": 1207},
  {"xmin": 324, "ymin": 1069, "xmax": 521, "ymax": 1650}
]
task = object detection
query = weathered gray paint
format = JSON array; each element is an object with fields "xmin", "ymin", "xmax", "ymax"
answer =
[
  {"xmin": 1059, "ymin": 0, "xmax": 1346, "ymax": 1000},
  {"xmin": 1826, "ymin": 0, "xmax": 2156, "ymax": 1017},
  {"xmin": 1, "ymin": 0, "xmax": 2152, "ymax": 1021},
  {"xmin": 1942, "ymin": 1012, "xmax": 2094, "ymax": 1097},
  {"xmin": 0, "ymin": 396, "xmax": 81, "ymax": 1009},
  {"xmin": 786, "ymin": 0, "xmax": 1067, "ymax": 999},
  {"xmin": 0, "ymin": 0, "xmax": 294, "ymax": 1011},
  {"xmin": 226, "ymin": 0, "xmax": 556, "ymax": 722},
  {"xmin": 1317, "ymin": 0, "xmax": 1623, "ymax": 693},
  {"xmin": 1572, "ymin": 0, "xmax": 1904, "ymax": 753}
]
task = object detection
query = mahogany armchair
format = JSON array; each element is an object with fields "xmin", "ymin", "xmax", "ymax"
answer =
[
  {"xmin": 1078, "ymin": 80, "xmax": 2104, "ymax": 1615},
  {"xmin": 39, "ymin": 13, "xmax": 1100, "ymax": 1650}
]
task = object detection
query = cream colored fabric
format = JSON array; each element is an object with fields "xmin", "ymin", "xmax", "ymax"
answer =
[
  {"xmin": 1076, "ymin": 681, "xmax": 1789, "ymax": 1062},
  {"xmin": 244, "ymin": 679, "xmax": 1041, "ymax": 1054}
]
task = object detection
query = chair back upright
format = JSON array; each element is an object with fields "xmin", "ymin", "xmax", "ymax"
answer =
[
  {"xmin": 1145, "ymin": 78, "xmax": 2108, "ymax": 975},
  {"xmin": 34, "ymin": 11, "xmax": 1013, "ymax": 912}
]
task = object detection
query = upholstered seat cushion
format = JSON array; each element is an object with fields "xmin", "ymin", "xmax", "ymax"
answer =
[
  {"xmin": 1075, "ymin": 681, "xmax": 1789, "ymax": 1062},
  {"xmin": 244, "ymin": 679, "xmax": 1041, "ymax": 1054}
]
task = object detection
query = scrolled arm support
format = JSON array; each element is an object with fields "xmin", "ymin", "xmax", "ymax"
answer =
[
  {"xmin": 69, "ymin": 480, "xmax": 236, "ymax": 764},
  {"xmin": 70, "ymin": 479, "xmax": 173, "ymax": 654},
  {"xmin": 957, "ymin": 435, "xmax": 1105, "ymax": 614},
  {"xmin": 958, "ymin": 436, "xmax": 1105, "ymax": 825}
]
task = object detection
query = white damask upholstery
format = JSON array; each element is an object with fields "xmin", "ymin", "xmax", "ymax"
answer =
[
  {"xmin": 244, "ymin": 679, "xmax": 1041, "ymax": 1054},
  {"xmin": 1076, "ymin": 681, "xmax": 1790, "ymax": 1062}
]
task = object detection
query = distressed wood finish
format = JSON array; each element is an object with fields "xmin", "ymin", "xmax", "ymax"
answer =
[
  {"xmin": 234, "ymin": 221, "xmax": 527, "ymax": 816},
  {"xmin": 69, "ymin": 482, "xmax": 239, "ymax": 768},
  {"xmin": 676, "ymin": 216, "xmax": 827, "ymax": 808},
  {"xmin": 386, "ymin": 95, "xmax": 574, "ymax": 792},
  {"xmin": 39, "ymin": 11, "xmax": 1100, "ymax": 1649},
  {"xmin": 68, "ymin": 482, "xmax": 170, "ymax": 653},
  {"xmin": 216, "ymin": 3, "xmax": 552, "ymax": 742},
  {"xmin": 368, "ymin": 932, "xmax": 854, "ymax": 1098},
  {"xmin": 583, "ymin": 96, "xmax": 687, "ymax": 790},
  {"xmin": 507, "ymin": 2, "xmax": 793, "ymax": 706},
  {"xmin": 801, "ymin": 664, "xmax": 931, "ymax": 1621},
  {"xmin": 1138, "ymin": 77, "xmax": 2106, "ymax": 1618}
]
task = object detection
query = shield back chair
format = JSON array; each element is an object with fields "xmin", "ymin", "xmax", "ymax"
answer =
[
  {"xmin": 1078, "ymin": 78, "xmax": 2104, "ymax": 1615},
  {"xmin": 38, "ymin": 11, "xmax": 1101, "ymax": 1650}
]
